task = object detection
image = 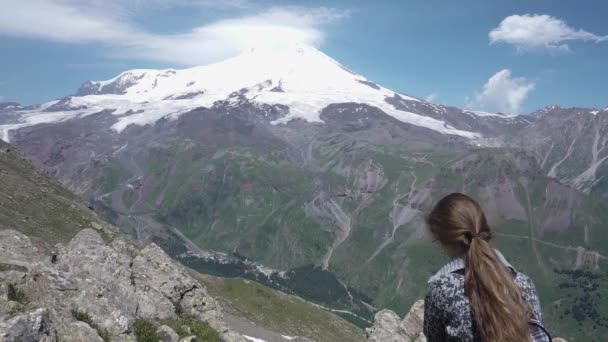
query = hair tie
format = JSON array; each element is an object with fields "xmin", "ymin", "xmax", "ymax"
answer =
[{"xmin": 465, "ymin": 231, "xmax": 489, "ymax": 242}]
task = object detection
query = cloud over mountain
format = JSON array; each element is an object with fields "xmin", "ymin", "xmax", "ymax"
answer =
[
  {"xmin": 467, "ymin": 69, "xmax": 535, "ymax": 115},
  {"xmin": 0, "ymin": 0, "xmax": 349, "ymax": 65},
  {"xmin": 489, "ymin": 14, "xmax": 608, "ymax": 52}
]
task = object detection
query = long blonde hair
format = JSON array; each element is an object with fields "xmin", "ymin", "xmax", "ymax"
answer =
[{"xmin": 426, "ymin": 193, "xmax": 532, "ymax": 342}]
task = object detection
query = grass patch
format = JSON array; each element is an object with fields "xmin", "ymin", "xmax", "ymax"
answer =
[
  {"xmin": 7, "ymin": 284, "xmax": 28, "ymax": 304},
  {"xmin": 71, "ymin": 309, "xmax": 111, "ymax": 342},
  {"xmin": 133, "ymin": 319, "xmax": 159, "ymax": 342},
  {"xmin": 184, "ymin": 318, "xmax": 222, "ymax": 341},
  {"xmin": 134, "ymin": 317, "xmax": 221, "ymax": 342}
]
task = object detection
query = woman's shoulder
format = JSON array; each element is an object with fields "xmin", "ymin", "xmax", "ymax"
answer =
[
  {"xmin": 514, "ymin": 271, "xmax": 544, "ymax": 319},
  {"xmin": 514, "ymin": 271, "xmax": 538, "ymax": 294},
  {"xmin": 426, "ymin": 272, "xmax": 466, "ymax": 306}
]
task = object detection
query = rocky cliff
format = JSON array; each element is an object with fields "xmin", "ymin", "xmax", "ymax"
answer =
[
  {"xmin": 366, "ymin": 300, "xmax": 425, "ymax": 342},
  {"xmin": 0, "ymin": 226, "xmax": 246, "ymax": 341}
]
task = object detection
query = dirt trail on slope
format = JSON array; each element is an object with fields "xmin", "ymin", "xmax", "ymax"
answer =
[
  {"xmin": 367, "ymin": 171, "xmax": 418, "ymax": 263},
  {"xmin": 496, "ymin": 232, "xmax": 608, "ymax": 268},
  {"xmin": 318, "ymin": 197, "xmax": 352, "ymax": 270},
  {"xmin": 571, "ymin": 124, "xmax": 608, "ymax": 191},
  {"xmin": 548, "ymin": 136, "xmax": 578, "ymax": 178},
  {"xmin": 497, "ymin": 232, "xmax": 608, "ymax": 260},
  {"xmin": 522, "ymin": 183, "xmax": 549, "ymax": 274}
]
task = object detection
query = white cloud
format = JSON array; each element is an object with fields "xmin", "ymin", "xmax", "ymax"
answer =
[
  {"xmin": 467, "ymin": 69, "xmax": 535, "ymax": 115},
  {"xmin": 425, "ymin": 92, "xmax": 438, "ymax": 103},
  {"xmin": 117, "ymin": 0, "xmax": 253, "ymax": 10},
  {"xmin": 0, "ymin": 1, "xmax": 349, "ymax": 65},
  {"xmin": 490, "ymin": 14, "xmax": 608, "ymax": 52}
]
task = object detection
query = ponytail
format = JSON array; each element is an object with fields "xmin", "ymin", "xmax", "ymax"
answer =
[
  {"xmin": 465, "ymin": 234, "xmax": 532, "ymax": 341},
  {"xmin": 427, "ymin": 193, "xmax": 532, "ymax": 342}
]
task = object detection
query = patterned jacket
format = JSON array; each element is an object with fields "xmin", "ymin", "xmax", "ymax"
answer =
[{"xmin": 423, "ymin": 250, "xmax": 551, "ymax": 341}]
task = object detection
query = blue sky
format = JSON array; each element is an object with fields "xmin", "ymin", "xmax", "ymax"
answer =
[{"xmin": 0, "ymin": 0, "xmax": 606, "ymax": 114}]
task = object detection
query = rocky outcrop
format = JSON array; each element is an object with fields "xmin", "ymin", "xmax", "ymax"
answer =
[
  {"xmin": 0, "ymin": 308, "xmax": 55, "ymax": 342},
  {"xmin": 366, "ymin": 300, "xmax": 425, "ymax": 342},
  {"xmin": 0, "ymin": 228, "xmax": 245, "ymax": 341}
]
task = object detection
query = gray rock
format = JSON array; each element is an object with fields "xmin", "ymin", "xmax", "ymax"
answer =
[
  {"xmin": 181, "ymin": 324, "xmax": 191, "ymax": 335},
  {"xmin": 62, "ymin": 321, "xmax": 104, "ymax": 342},
  {"xmin": 367, "ymin": 301, "xmax": 426, "ymax": 342},
  {"xmin": 157, "ymin": 324, "xmax": 179, "ymax": 342},
  {"xmin": 0, "ymin": 230, "xmax": 43, "ymax": 266},
  {"xmin": 0, "ymin": 228, "xmax": 245, "ymax": 341},
  {"xmin": 366, "ymin": 310, "xmax": 408, "ymax": 342},
  {"xmin": 132, "ymin": 244, "xmax": 193, "ymax": 320},
  {"xmin": 179, "ymin": 336, "xmax": 197, "ymax": 342},
  {"xmin": 180, "ymin": 285, "xmax": 222, "ymax": 322},
  {"xmin": 401, "ymin": 299, "xmax": 425, "ymax": 341},
  {"xmin": 61, "ymin": 229, "xmax": 136, "ymax": 334},
  {"xmin": 0, "ymin": 308, "xmax": 55, "ymax": 342}
]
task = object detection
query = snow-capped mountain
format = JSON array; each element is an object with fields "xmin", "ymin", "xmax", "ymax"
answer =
[{"xmin": 1, "ymin": 44, "xmax": 522, "ymax": 142}]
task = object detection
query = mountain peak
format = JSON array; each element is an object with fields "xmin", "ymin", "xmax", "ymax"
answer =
[
  {"xmin": 241, "ymin": 42, "xmax": 322, "ymax": 56},
  {"xmin": 3, "ymin": 44, "xmax": 485, "ymax": 140}
]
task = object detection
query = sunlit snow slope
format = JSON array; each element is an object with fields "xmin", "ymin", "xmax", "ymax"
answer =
[{"xmin": 2, "ymin": 44, "xmax": 483, "ymax": 141}]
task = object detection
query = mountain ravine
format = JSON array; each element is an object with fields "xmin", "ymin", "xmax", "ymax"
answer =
[{"xmin": 1, "ymin": 44, "xmax": 607, "ymax": 341}]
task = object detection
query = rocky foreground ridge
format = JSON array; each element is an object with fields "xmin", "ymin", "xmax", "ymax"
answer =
[{"xmin": 0, "ymin": 225, "xmax": 249, "ymax": 341}]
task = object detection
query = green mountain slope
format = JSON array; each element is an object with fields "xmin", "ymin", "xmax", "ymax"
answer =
[
  {"xmin": 0, "ymin": 138, "xmax": 368, "ymax": 341},
  {"xmin": 0, "ymin": 139, "xmax": 114, "ymax": 243},
  {"xmin": 197, "ymin": 274, "xmax": 366, "ymax": 342}
]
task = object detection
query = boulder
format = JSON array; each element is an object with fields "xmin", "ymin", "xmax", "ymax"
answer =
[
  {"xmin": 366, "ymin": 309, "xmax": 409, "ymax": 342},
  {"xmin": 367, "ymin": 300, "xmax": 426, "ymax": 342},
  {"xmin": 132, "ymin": 244, "xmax": 193, "ymax": 320},
  {"xmin": 62, "ymin": 321, "xmax": 104, "ymax": 342},
  {"xmin": 61, "ymin": 229, "xmax": 136, "ymax": 334},
  {"xmin": 157, "ymin": 324, "xmax": 179, "ymax": 342},
  {"xmin": 0, "ymin": 308, "xmax": 55, "ymax": 342}
]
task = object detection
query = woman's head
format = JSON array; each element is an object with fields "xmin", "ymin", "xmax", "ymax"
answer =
[
  {"xmin": 425, "ymin": 193, "xmax": 491, "ymax": 256},
  {"xmin": 426, "ymin": 193, "xmax": 532, "ymax": 342}
]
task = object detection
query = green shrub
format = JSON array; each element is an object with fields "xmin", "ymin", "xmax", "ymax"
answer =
[
  {"xmin": 158, "ymin": 318, "xmax": 222, "ymax": 341},
  {"xmin": 71, "ymin": 309, "xmax": 92, "ymax": 324},
  {"xmin": 157, "ymin": 319, "xmax": 188, "ymax": 337},
  {"xmin": 184, "ymin": 318, "xmax": 222, "ymax": 342},
  {"xmin": 98, "ymin": 329, "xmax": 112, "ymax": 342},
  {"xmin": 7, "ymin": 284, "xmax": 28, "ymax": 304},
  {"xmin": 133, "ymin": 319, "xmax": 160, "ymax": 342}
]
